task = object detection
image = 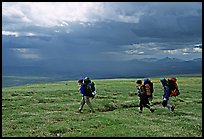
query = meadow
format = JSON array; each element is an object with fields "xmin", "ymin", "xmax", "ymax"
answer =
[{"xmin": 2, "ymin": 74, "xmax": 202, "ymax": 137}]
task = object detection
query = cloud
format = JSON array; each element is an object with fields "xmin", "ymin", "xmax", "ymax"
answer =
[
  {"xmin": 2, "ymin": 2, "xmax": 202, "ymax": 44},
  {"xmin": 11, "ymin": 48, "xmax": 41, "ymax": 60},
  {"xmin": 4, "ymin": 2, "xmax": 201, "ymax": 28},
  {"xmin": 3, "ymin": 2, "xmax": 96, "ymax": 27},
  {"xmin": 182, "ymin": 53, "xmax": 189, "ymax": 55},
  {"xmin": 160, "ymin": 46, "xmax": 202, "ymax": 55},
  {"xmin": 106, "ymin": 41, "xmax": 202, "ymax": 61},
  {"xmin": 180, "ymin": 47, "xmax": 202, "ymax": 53},
  {"xmin": 124, "ymin": 50, "xmax": 145, "ymax": 55},
  {"xmin": 122, "ymin": 43, "xmax": 159, "ymax": 56},
  {"xmin": 163, "ymin": 49, "xmax": 178, "ymax": 54},
  {"xmin": 2, "ymin": 30, "xmax": 37, "ymax": 37},
  {"xmin": 2, "ymin": 2, "xmax": 202, "ymax": 64},
  {"xmin": 194, "ymin": 43, "xmax": 202, "ymax": 48},
  {"xmin": 193, "ymin": 47, "xmax": 202, "ymax": 53},
  {"xmin": 2, "ymin": 31, "xmax": 19, "ymax": 37}
]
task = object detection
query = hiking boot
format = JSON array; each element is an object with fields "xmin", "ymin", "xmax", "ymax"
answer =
[
  {"xmin": 150, "ymin": 108, "xmax": 155, "ymax": 113},
  {"xmin": 171, "ymin": 105, "xmax": 175, "ymax": 112}
]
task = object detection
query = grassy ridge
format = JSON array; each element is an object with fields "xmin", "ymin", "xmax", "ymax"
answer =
[{"xmin": 2, "ymin": 75, "xmax": 202, "ymax": 137}]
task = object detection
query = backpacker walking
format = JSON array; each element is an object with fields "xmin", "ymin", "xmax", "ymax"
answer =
[
  {"xmin": 136, "ymin": 80, "xmax": 155, "ymax": 113},
  {"xmin": 160, "ymin": 78, "xmax": 177, "ymax": 112},
  {"xmin": 77, "ymin": 78, "xmax": 95, "ymax": 113}
]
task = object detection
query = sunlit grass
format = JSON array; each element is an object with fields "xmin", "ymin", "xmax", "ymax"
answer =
[{"xmin": 2, "ymin": 74, "xmax": 202, "ymax": 137}]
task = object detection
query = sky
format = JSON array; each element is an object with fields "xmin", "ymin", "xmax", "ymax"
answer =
[{"xmin": 2, "ymin": 2, "xmax": 202, "ymax": 69}]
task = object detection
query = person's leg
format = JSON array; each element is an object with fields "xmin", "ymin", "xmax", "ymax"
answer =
[
  {"xmin": 78, "ymin": 96, "xmax": 85, "ymax": 112},
  {"xmin": 139, "ymin": 99, "xmax": 143, "ymax": 113},
  {"xmin": 167, "ymin": 98, "xmax": 173, "ymax": 112},
  {"xmin": 144, "ymin": 99, "xmax": 154, "ymax": 112},
  {"xmin": 148, "ymin": 96, "xmax": 153, "ymax": 105},
  {"xmin": 145, "ymin": 103, "xmax": 151, "ymax": 109},
  {"xmin": 84, "ymin": 96, "xmax": 95, "ymax": 113}
]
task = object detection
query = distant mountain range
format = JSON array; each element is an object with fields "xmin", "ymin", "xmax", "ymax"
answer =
[{"xmin": 2, "ymin": 57, "xmax": 202, "ymax": 80}]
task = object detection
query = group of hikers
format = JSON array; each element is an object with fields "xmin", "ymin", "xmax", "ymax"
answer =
[{"xmin": 77, "ymin": 76, "xmax": 180, "ymax": 114}]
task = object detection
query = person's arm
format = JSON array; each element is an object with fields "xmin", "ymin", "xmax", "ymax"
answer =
[
  {"xmin": 80, "ymin": 85, "xmax": 85, "ymax": 96},
  {"xmin": 141, "ymin": 85, "xmax": 146, "ymax": 94},
  {"xmin": 136, "ymin": 86, "xmax": 141, "ymax": 96}
]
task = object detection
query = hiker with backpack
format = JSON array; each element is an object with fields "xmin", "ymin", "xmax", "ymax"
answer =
[
  {"xmin": 160, "ymin": 78, "xmax": 179, "ymax": 112},
  {"xmin": 143, "ymin": 78, "xmax": 154, "ymax": 105},
  {"xmin": 136, "ymin": 80, "xmax": 155, "ymax": 113},
  {"xmin": 77, "ymin": 78, "xmax": 95, "ymax": 113}
]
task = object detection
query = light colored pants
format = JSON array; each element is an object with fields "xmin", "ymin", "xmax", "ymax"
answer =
[
  {"xmin": 79, "ymin": 96, "xmax": 94, "ymax": 112},
  {"xmin": 166, "ymin": 98, "xmax": 173, "ymax": 112}
]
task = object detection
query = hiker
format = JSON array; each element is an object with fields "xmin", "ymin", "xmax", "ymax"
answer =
[
  {"xmin": 143, "ymin": 78, "xmax": 154, "ymax": 104},
  {"xmin": 136, "ymin": 80, "xmax": 154, "ymax": 113},
  {"xmin": 160, "ymin": 78, "xmax": 175, "ymax": 112},
  {"xmin": 77, "ymin": 78, "xmax": 95, "ymax": 113}
]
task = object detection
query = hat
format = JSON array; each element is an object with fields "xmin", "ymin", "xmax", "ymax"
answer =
[
  {"xmin": 136, "ymin": 80, "xmax": 142, "ymax": 84},
  {"xmin": 78, "ymin": 79, "xmax": 83, "ymax": 83}
]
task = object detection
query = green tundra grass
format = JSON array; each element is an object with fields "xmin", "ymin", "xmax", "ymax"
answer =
[{"xmin": 2, "ymin": 74, "xmax": 202, "ymax": 137}]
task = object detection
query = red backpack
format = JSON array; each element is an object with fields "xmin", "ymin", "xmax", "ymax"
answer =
[{"xmin": 168, "ymin": 78, "xmax": 180, "ymax": 97}]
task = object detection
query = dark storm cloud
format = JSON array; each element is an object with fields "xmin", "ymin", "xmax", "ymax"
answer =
[{"xmin": 2, "ymin": 2, "xmax": 202, "ymax": 65}]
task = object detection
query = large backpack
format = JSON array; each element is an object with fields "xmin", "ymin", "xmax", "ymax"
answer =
[
  {"xmin": 168, "ymin": 77, "xmax": 180, "ymax": 97},
  {"xmin": 84, "ymin": 83, "xmax": 94, "ymax": 97},
  {"xmin": 144, "ymin": 79, "xmax": 154, "ymax": 96},
  {"xmin": 84, "ymin": 78, "xmax": 96, "ymax": 98}
]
